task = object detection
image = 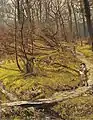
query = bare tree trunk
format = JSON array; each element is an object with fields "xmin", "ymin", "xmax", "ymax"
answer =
[
  {"xmin": 59, "ymin": 11, "xmax": 67, "ymax": 42},
  {"xmin": 71, "ymin": 0, "xmax": 79, "ymax": 39},
  {"xmin": 67, "ymin": 0, "xmax": 73, "ymax": 41},
  {"xmin": 80, "ymin": 0, "xmax": 86, "ymax": 38},
  {"xmin": 25, "ymin": 0, "xmax": 34, "ymax": 73},
  {"xmin": 14, "ymin": 2, "xmax": 23, "ymax": 72},
  {"xmin": 83, "ymin": 0, "xmax": 93, "ymax": 51}
]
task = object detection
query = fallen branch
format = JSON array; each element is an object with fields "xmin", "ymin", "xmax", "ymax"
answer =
[
  {"xmin": 53, "ymin": 63, "xmax": 79, "ymax": 73},
  {"xmin": 1, "ymin": 86, "xmax": 91, "ymax": 107}
]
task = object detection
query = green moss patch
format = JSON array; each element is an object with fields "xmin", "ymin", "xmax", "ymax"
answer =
[
  {"xmin": 0, "ymin": 49, "xmax": 80, "ymax": 100},
  {"xmin": 53, "ymin": 95, "xmax": 93, "ymax": 120}
]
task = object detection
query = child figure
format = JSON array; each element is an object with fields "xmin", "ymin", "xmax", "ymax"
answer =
[{"xmin": 79, "ymin": 63, "xmax": 88, "ymax": 86}]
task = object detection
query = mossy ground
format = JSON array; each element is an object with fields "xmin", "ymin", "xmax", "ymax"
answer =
[
  {"xmin": 0, "ymin": 48, "xmax": 80, "ymax": 101},
  {"xmin": 3, "ymin": 43, "xmax": 92, "ymax": 120},
  {"xmin": 77, "ymin": 44, "xmax": 93, "ymax": 60},
  {"xmin": 53, "ymin": 94, "xmax": 93, "ymax": 120}
]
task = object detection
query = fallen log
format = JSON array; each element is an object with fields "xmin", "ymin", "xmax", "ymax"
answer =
[{"xmin": 1, "ymin": 86, "xmax": 91, "ymax": 107}]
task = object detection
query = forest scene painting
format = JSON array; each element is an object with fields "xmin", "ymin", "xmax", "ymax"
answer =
[{"xmin": 1, "ymin": 0, "xmax": 93, "ymax": 119}]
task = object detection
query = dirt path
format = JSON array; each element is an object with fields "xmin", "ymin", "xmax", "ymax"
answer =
[
  {"xmin": 77, "ymin": 52, "xmax": 93, "ymax": 86},
  {"xmin": 50, "ymin": 52, "xmax": 93, "ymax": 101}
]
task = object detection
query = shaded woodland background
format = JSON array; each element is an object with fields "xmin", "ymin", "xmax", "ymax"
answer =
[{"xmin": 0, "ymin": 0, "xmax": 92, "ymax": 74}]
